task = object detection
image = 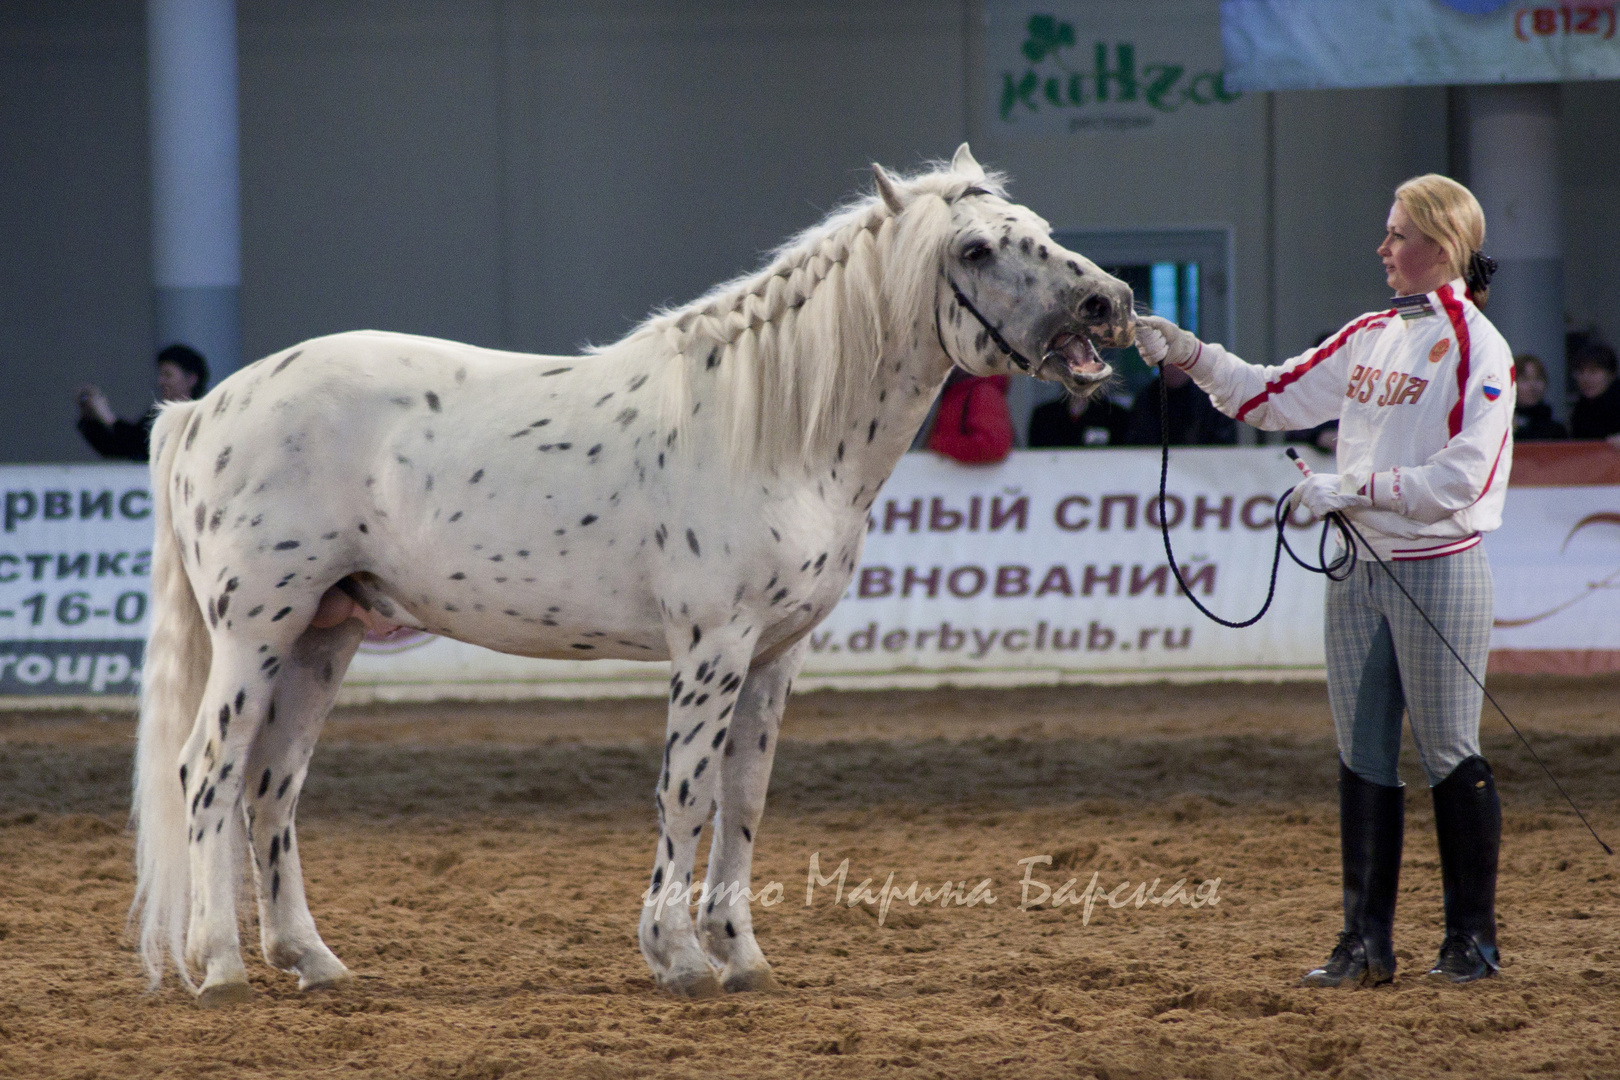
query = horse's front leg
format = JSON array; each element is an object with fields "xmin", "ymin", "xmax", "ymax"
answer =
[
  {"xmin": 697, "ymin": 637, "xmax": 805, "ymax": 992},
  {"xmin": 639, "ymin": 619, "xmax": 760, "ymax": 998}
]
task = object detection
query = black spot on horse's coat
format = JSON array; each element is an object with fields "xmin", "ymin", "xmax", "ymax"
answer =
[
  {"xmin": 218, "ymin": 762, "xmax": 232, "ymax": 781},
  {"xmin": 277, "ymin": 776, "xmax": 291, "ymax": 799},
  {"xmin": 208, "ymin": 508, "xmax": 223, "ymax": 532},
  {"xmin": 425, "ymin": 391, "xmax": 441, "ymax": 412},
  {"xmin": 358, "ymin": 522, "xmax": 368, "ymax": 533},
  {"xmin": 628, "ymin": 373, "xmax": 649, "ymax": 392},
  {"xmin": 680, "ymin": 691, "xmax": 695, "ymax": 707},
  {"xmin": 615, "ymin": 408, "xmax": 638, "ymax": 428},
  {"xmin": 321, "ymin": 661, "xmax": 333, "ymax": 683},
  {"xmin": 449, "ymin": 512, "xmax": 462, "ymax": 522},
  {"xmin": 217, "ymin": 593, "xmax": 230, "ymax": 617},
  {"xmin": 759, "ymin": 732, "xmax": 769, "ymax": 751},
  {"xmin": 203, "ymin": 786, "xmax": 215, "ymax": 809},
  {"xmin": 194, "ymin": 503, "xmax": 206, "ymax": 534},
  {"xmin": 682, "ymin": 721, "xmax": 705, "ymax": 745},
  {"xmin": 179, "ymin": 764, "xmax": 188, "ymax": 790},
  {"xmin": 541, "ymin": 367, "xmax": 571, "ymax": 376},
  {"xmin": 678, "ymin": 779, "xmax": 690, "ymax": 806},
  {"xmin": 218, "ymin": 705, "xmax": 230, "ymax": 737},
  {"xmin": 718, "ymin": 703, "xmax": 734, "ymax": 721},
  {"xmin": 469, "ymin": 469, "xmax": 483, "ymax": 483},
  {"xmin": 214, "ymin": 447, "xmax": 231, "ymax": 474},
  {"xmin": 712, "ymin": 726, "xmax": 728, "ymax": 749},
  {"xmin": 185, "ymin": 413, "xmax": 202, "ymax": 449},
  {"xmin": 691, "ymin": 625, "xmax": 702, "ymax": 648},
  {"xmin": 693, "ymin": 757, "xmax": 708, "ymax": 778},
  {"xmin": 572, "ymin": 643, "xmax": 593, "ymax": 650},
  {"xmin": 261, "ymin": 655, "xmax": 278, "ymax": 672},
  {"xmin": 270, "ymin": 834, "xmax": 280, "ymax": 864},
  {"xmin": 271, "ymin": 350, "xmax": 302, "ymax": 375},
  {"xmin": 741, "ymin": 825, "xmax": 752, "ymax": 842},
  {"xmin": 868, "ymin": 419, "xmax": 879, "ymax": 442},
  {"xmin": 235, "ymin": 690, "xmax": 245, "ymax": 713},
  {"xmin": 258, "ymin": 769, "xmax": 271, "ymax": 798},
  {"xmin": 725, "ymin": 921, "xmax": 736, "ymax": 938},
  {"xmin": 272, "ymin": 607, "xmax": 292, "ymax": 621},
  {"xmin": 450, "ymin": 572, "xmax": 466, "ymax": 580},
  {"xmin": 580, "ymin": 514, "xmax": 597, "ymax": 526},
  {"xmin": 271, "ymin": 871, "xmax": 280, "ymax": 902},
  {"xmin": 587, "ymin": 444, "xmax": 603, "ymax": 457},
  {"xmin": 666, "ymin": 836, "xmax": 674, "ymax": 859},
  {"xmin": 814, "ymin": 553, "xmax": 827, "ymax": 572},
  {"xmin": 687, "ymin": 530, "xmax": 701, "ymax": 556},
  {"xmin": 770, "ymin": 589, "xmax": 788, "ymax": 605},
  {"xmin": 670, "ymin": 677, "xmax": 683, "ymax": 702},
  {"xmin": 247, "ymin": 604, "xmax": 263, "ymax": 617},
  {"xmin": 705, "ymin": 348, "xmax": 720, "ymax": 370},
  {"xmin": 651, "ymin": 866, "xmax": 664, "ymax": 891},
  {"xmin": 274, "ymin": 540, "xmax": 299, "ymax": 550},
  {"xmin": 267, "ymin": 700, "xmax": 276, "ymax": 724}
]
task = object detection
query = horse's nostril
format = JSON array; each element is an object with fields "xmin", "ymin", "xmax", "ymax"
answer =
[{"xmin": 1079, "ymin": 294, "xmax": 1113, "ymax": 324}]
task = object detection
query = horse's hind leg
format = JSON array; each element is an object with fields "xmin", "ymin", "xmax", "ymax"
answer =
[
  {"xmin": 696, "ymin": 638, "xmax": 805, "ymax": 992},
  {"xmin": 241, "ymin": 620, "xmax": 366, "ymax": 991},
  {"xmin": 179, "ymin": 632, "xmax": 292, "ymax": 1006}
]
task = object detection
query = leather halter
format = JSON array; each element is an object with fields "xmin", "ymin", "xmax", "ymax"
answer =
[{"xmin": 940, "ymin": 275, "xmax": 1039, "ymax": 374}]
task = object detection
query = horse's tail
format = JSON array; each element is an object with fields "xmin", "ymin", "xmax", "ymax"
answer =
[{"xmin": 130, "ymin": 400, "xmax": 210, "ymax": 990}]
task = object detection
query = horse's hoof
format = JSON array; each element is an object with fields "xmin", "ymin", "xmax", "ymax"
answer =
[
  {"xmin": 722, "ymin": 966, "xmax": 777, "ymax": 994},
  {"xmin": 298, "ymin": 967, "xmax": 354, "ymax": 992},
  {"xmin": 664, "ymin": 970, "xmax": 724, "ymax": 999},
  {"xmin": 196, "ymin": 981, "xmax": 254, "ymax": 1008}
]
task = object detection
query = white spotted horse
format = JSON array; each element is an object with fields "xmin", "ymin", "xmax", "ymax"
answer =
[{"xmin": 130, "ymin": 144, "xmax": 1135, "ymax": 1004}]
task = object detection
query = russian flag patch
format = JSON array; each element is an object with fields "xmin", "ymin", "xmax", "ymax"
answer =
[{"xmin": 1482, "ymin": 376, "xmax": 1502, "ymax": 402}]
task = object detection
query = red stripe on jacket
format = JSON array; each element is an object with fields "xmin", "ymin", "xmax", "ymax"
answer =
[
  {"xmin": 1438, "ymin": 284, "xmax": 1472, "ymax": 438},
  {"xmin": 1234, "ymin": 310, "xmax": 1393, "ymax": 423}
]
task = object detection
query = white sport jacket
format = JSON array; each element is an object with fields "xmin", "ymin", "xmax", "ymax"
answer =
[{"xmin": 1177, "ymin": 278, "xmax": 1515, "ymax": 560}]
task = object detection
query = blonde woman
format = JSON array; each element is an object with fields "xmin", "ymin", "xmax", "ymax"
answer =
[{"xmin": 1139, "ymin": 175, "xmax": 1513, "ymax": 987}]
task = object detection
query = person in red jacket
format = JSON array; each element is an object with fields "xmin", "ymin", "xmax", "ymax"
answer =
[{"xmin": 926, "ymin": 371, "xmax": 1015, "ymax": 464}]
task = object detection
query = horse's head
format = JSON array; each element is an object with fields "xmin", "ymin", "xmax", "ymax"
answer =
[{"xmin": 878, "ymin": 145, "xmax": 1134, "ymax": 397}]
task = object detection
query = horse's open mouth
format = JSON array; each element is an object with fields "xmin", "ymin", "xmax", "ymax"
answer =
[{"xmin": 1044, "ymin": 331, "xmax": 1110, "ymax": 383}]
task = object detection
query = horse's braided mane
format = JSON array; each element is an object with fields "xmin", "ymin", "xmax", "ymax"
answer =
[{"xmin": 599, "ymin": 162, "xmax": 1007, "ymax": 472}]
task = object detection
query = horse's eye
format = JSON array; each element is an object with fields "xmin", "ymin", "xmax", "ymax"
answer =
[{"xmin": 962, "ymin": 242, "xmax": 993, "ymax": 264}]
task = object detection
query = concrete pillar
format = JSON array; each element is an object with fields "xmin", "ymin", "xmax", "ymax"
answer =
[
  {"xmin": 1467, "ymin": 84, "xmax": 1564, "ymax": 421},
  {"xmin": 148, "ymin": 0, "xmax": 241, "ymax": 378}
]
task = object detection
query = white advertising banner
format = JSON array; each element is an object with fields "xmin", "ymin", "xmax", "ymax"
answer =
[
  {"xmin": 4, "ymin": 448, "xmax": 1615, "ymax": 702},
  {"xmin": 0, "ymin": 465, "xmax": 152, "ymax": 698},
  {"xmin": 1484, "ymin": 484, "xmax": 1620, "ymax": 674},
  {"xmin": 1222, "ymin": 0, "xmax": 1620, "ymax": 91},
  {"xmin": 985, "ymin": 1, "xmax": 1246, "ymax": 137}
]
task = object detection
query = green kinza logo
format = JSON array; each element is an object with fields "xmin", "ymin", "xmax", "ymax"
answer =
[{"xmin": 1001, "ymin": 14, "xmax": 1240, "ymax": 120}]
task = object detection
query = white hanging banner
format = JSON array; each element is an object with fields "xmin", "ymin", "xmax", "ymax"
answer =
[
  {"xmin": 4, "ymin": 445, "xmax": 1616, "ymax": 700},
  {"xmin": 1222, "ymin": 0, "xmax": 1620, "ymax": 91}
]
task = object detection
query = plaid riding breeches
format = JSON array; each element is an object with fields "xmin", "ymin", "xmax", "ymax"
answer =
[{"xmin": 1323, "ymin": 544, "xmax": 1493, "ymax": 788}]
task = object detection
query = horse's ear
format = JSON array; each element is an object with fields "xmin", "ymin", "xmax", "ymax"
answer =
[
  {"xmin": 951, "ymin": 143, "xmax": 983, "ymax": 178},
  {"xmin": 872, "ymin": 164, "xmax": 905, "ymax": 215}
]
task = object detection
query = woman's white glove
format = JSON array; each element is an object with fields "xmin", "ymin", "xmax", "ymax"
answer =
[
  {"xmin": 1287, "ymin": 473, "xmax": 1372, "ymax": 521},
  {"xmin": 1135, "ymin": 315, "xmax": 1202, "ymax": 370}
]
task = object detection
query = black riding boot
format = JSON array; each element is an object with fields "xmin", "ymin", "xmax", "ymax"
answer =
[
  {"xmin": 1427, "ymin": 755, "xmax": 1502, "ymax": 983},
  {"xmin": 1302, "ymin": 761, "xmax": 1403, "ymax": 988}
]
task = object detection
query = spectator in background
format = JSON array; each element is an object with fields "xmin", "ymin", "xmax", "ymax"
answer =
[
  {"xmin": 1120, "ymin": 362, "xmax": 1236, "ymax": 447},
  {"xmin": 1511, "ymin": 354, "xmax": 1566, "ymax": 441},
  {"xmin": 77, "ymin": 344, "xmax": 209, "ymax": 462},
  {"xmin": 1570, "ymin": 343, "xmax": 1620, "ymax": 444},
  {"xmin": 925, "ymin": 370, "xmax": 1015, "ymax": 464},
  {"xmin": 1028, "ymin": 390, "xmax": 1131, "ymax": 448}
]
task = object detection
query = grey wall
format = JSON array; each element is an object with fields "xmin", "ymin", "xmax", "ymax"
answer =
[{"xmin": 3, "ymin": 1, "xmax": 1618, "ymax": 462}]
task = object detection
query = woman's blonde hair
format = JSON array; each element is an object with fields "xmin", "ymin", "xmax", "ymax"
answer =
[{"xmin": 1394, "ymin": 174, "xmax": 1489, "ymax": 305}]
